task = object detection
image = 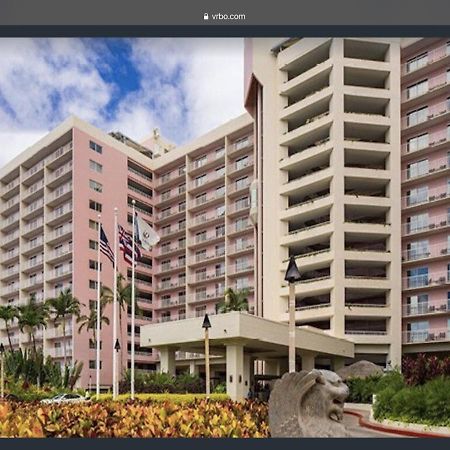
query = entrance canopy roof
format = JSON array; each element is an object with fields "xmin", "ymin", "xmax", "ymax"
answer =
[{"xmin": 140, "ymin": 312, "xmax": 354, "ymax": 359}]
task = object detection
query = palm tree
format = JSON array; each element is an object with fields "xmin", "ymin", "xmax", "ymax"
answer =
[
  {"xmin": 0, "ymin": 304, "xmax": 17, "ymax": 351},
  {"xmin": 46, "ymin": 288, "xmax": 81, "ymax": 366},
  {"xmin": 217, "ymin": 288, "xmax": 249, "ymax": 313},
  {"xmin": 116, "ymin": 273, "xmax": 140, "ymax": 328},
  {"xmin": 77, "ymin": 287, "xmax": 112, "ymax": 346},
  {"xmin": 17, "ymin": 294, "xmax": 49, "ymax": 354}
]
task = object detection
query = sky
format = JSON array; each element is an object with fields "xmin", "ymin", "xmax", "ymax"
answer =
[{"xmin": 0, "ymin": 38, "xmax": 245, "ymax": 167}]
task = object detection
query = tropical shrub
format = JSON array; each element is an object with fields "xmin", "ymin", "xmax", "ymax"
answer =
[
  {"xmin": 0, "ymin": 399, "xmax": 269, "ymax": 437},
  {"xmin": 119, "ymin": 370, "xmax": 204, "ymax": 394},
  {"xmin": 346, "ymin": 370, "xmax": 404, "ymax": 403},
  {"xmin": 98, "ymin": 393, "xmax": 229, "ymax": 402},
  {"xmin": 374, "ymin": 377, "xmax": 450, "ymax": 426},
  {"xmin": 402, "ymin": 354, "xmax": 450, "ymax": 385}
]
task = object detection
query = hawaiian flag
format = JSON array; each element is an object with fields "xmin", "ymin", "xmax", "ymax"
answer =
[
  {"xmin": 118, "ymin": 225, "xmax": 141, "ymax": 266},
  {"xmin": 99, "ymin": 225, "xmax": 114, "ymax": 266}
]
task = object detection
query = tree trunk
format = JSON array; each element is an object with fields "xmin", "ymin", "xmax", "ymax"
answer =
[
  {"xmin": 6, "ymin": 323, "xmax": 13, "ymax": 352},
  {"xmin": 62, "ymin": 320, "xmax": 67, "ymax": 367}
]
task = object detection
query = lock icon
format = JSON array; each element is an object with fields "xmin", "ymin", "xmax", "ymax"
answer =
[{"xmin": 204, "ymin": 13, "xmax": 209, "ymax": 20}]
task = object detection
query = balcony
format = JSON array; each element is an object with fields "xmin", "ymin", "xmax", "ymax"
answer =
[
  {"xmin": 228, "ymin": 241, "xmax": 254, "ymax": 256},
  {"xmin": 1, "ymin": 247, "xmax": 19, "ymax": 264},
  {"xmin": 23, "ymin": 179, "xmax": 45, "ymax": 202},
  {"xmin": 402, "ymin": 100, "xmax": 450, "ymax": 133},
  {"xmin": 157, "ymin": 168, "xmax": 186, "ymax": 189},
  {"xmin": 1, "ymin": 283, "xmax": 19, "ymax": 297},
  {"xmin": 128, "ymin": 166, "xmax": 152, "ymax": 183},
  {"xmin": 228, "ymin": 221, "xmax": 253, "ymax": 237},
  {"xmin": 188, "ymin": 251, "xmax": 225, "ymax": 267},
  {"xmin": 189, "ymin": 290, "xmax": 225, "ymax": 304},
  {"xmin": 403, "ymin": 214, "xmax": 450, "ymax": 237},
  {"xmin": 402, "ymin": 129, "xmax": 450, "ymax": 159},
  {"xmin": 160, "ymin": 224, "xmax": 186, "ymax": 241},
  {"xmin": 23, "ymin": 198, "xmax": 44, "ymax": 221},
  {"xmin": 402, "ymin": 43, "xmax": 450, "ymax": 78},
  {"xmin": 158, "ymin": 260, "xmax": 186, "ymax": 275},
  {"xmin": 402, "ymin": 71, "xmax": 450, "ymax": 106},
  {"xmin": 23, "ymin": 275, "xmax": 44, "ymax": 290},
  {"xmin": 23, "ymin": 256, "xmax": 44, "ymax": 273},
  {"xmin": 155, "ymin": 278, "xmax": 186, "ymax": 292},
  {"xmin": 189, "ymin": 232, "xmax": 225, "ymax": 249},
  {"xmin": 189, "ymin": 170, "xmax": 225, "ymax": 193},
  {"xmin": 48, "ymin": 203, "xmax": 73, "ymax": 225},
  {"xmin": 155, "ymin": 205, "xmax": 186, "ymax": 223},
  {"xmin": 402, "ymin": 242, "xmax": 450, "ymax": 264},
  {"xmin": 0, "ymin": 178, "xmax": 19, "ymax": 199},
  {"xmin": 402, "ymin": 155, "xmax": 450, "ymax": 184},
  {"xmin": 403, "ymin": 272, "xmax": 450, "ymax": 291},
  {"xmin": 228, "ymin": 136, "xmax": 253, "ymax": 157},
  {"xmin": 190, "ymin": 212, "xmax": 225, "ymax": 230},
  {"xmin": 48, "ymin": 182, "xmax": 73, "ymax": 206},
  {"xmin": 47, "ymin": 224, "xmax": 73, "ymax": 244},
  {"xmin": 1, "ymin": 265, "xmax": 19, "ymax": 280},
  {"xmin": 155, "ymin": 297, "xmax": 186, "ymax": 310},
  {"xmin": 228, "ymin": 264, "xmax": 254, "ymax": 277},
  {"xmin": 23, "ymin": 160, "xmax": 45, "ymax": 183},
  {"xmin": 228, "ymin": 179, "xmax": 251, "ymax": 198},
  {"xmin": 228, "ymin": 156, "xmax": 254, "ymax": 178},
  {"xmin": 403, "ymin": 302, "xmax": 450, "ymax": 317},
  {"xmin": 1, "ymin": 230, "xmax": 19, "ymax": 248},
  {"xmin": 48, "ymin": 161, "xmax": 73, "ymax": 187},
  {"xmin": 403, "ymin": 329, "xmax": 450, "ymax": 344},
  {"xmin": 156, "ymin": 244, "xmax": 186, "ymax": 258},
  {"xmin": 47, "ymin": 325, "xmax": 73, "ymax": 339},
  {"xmin": 47, "ymin": 265, "xmax": 72, "ymax": 282},
  {"xmin": 188, "ymin": 149, "xmax": 225, "ymax": 174},
  {"xmin": 22, "ymin": 237, "xmax": 44, "ymax": 255},
  {"xmin": 156, "ymin": 187, "xmax": 186, "ymax": 208},
  {"xmin": 47, "ymin": 245, "xmax": 73, "ymax": 263},
  {"xmin": 189, "ymin": 190, "xmax": 224, "ymax": 213},
  {"xmin": 2, "ymin": 195, "xmax": 20, "ymax": 216},
  {"xmin": 189, "ymin": 271, "xmax": 225, "ymax": 285},
  {"xmin": 402, "ymin": 187, "xmax": 450, "ymax": 211},
  {"xmin": 228, "ymin": 200, "xmax": 250, "ymax": 217}
]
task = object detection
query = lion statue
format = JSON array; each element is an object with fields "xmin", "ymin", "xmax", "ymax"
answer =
[{"xmin": 268, "ymin": 369, "xmax": 351, "ymax": 437}]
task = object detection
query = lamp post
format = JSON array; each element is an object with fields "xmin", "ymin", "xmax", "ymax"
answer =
[
  {"xmin": 284, "ymin": 256, "xmax": 301, "ymax": 373},
  {"xmin": 0, "ymin": 343, "xmax": 5, "ymax": 399},
  {"xmin": 114, "ymin": 339, "xmax": 121, "ymax": 399},
  {"xmin": 202, "ymin": 314, "xmax": 211, "ymax": 397}
]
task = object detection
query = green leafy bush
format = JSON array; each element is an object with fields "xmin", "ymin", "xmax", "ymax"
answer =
[
  {"xmin": 347, "ymin": 370, "xmax": 404, "ymax": 403},
  {"xmin": 374, "ymin": 376, "xmax": 450, "ymax": 426}
]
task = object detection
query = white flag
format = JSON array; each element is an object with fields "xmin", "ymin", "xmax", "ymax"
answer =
[{"xmin": 135, "ymin": 214, "xmax": 160, "ymax": 251}]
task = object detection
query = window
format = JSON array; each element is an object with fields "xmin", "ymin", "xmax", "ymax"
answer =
[
  {"xmin": 407, "ymin": 321, "xmax": 429, "ymax": 343},
  {"xmin": 89, "ymin": 219, "xmax": 99, "ymax": 231},
  {"xmin": 89, "ymin": 179, "xmax": 103, "ymax": 193},
  {"xmin": 89, "ymin": 360, "xmax": 102, "ymax": 369},
  {"xmin": 215, "ymin": 166, "xmax": 225, "ymax": 177},
  {"xmin": 216, "ymin": 185, "xmax": 225, "ymax": 197},
  {"xmin": 406, "ymin": 53, "xmax": 428, "ymax": 73},
  {"xmin": 89, "ymin": 280, "xmax": 98, "ymax": 290},
  {"xmin": 178, "ymin": 238, "xmax": 186, "ymax": 249},
  {"xmin": 407, "ymin": 79, "xmax": 428, "ymax": 99},
  {"xmin": 236, "ymin": 156, "xmax": 249, "ymax": 170},
  {"xmin": 407, "ymin": 294, "xmax": 428, "ymax": 315},
  {"xmin": 236, "ymin": 277, "xmax": 249, "ymax": 290},
  {"xmin": 407, "ymin": 267, "xmax": 429, "ymax": 288},
  {"xmin": 195, "ymin": 174, "xmax": 206, "ymax": 187},
  {"xmin": 216, "ymin": 243, "xmax": 225, "ymax": 256},
  {"xmin": 196, "ymin": 249, "xmax": 207, "ymax": 262},
  {"xmin": 195, "ymin": 305, "xmax": 206, "ymax": 318},
  {"xmin": 194, "ymin": 155, "xmax": 207, "ymax": 168},
  {"xmin": 89, "ymin": 200, "xmax": 102, "ymax": 212},
  {"xmin": 216, "ymin": 205, "xmax": 225, "ymax": 217},
  {"xmin": 235, "ymin": 217, "xmax": 248, "ymax": 231},
  {"xmin": 407, "ymin": 106, "xmax": 428, "ymax": 127},
  {"xmin": 407, "ymin": 240, "xmax": 429, "ymax": 260},
  {"xmin": 178, "ymin": 184, "xmax": 186, "ymax": 194},
  {"xmin": 407, "ymin": 134, "xmax": 429, "ymax": 153},
  {"xmin": 407, "ymin": 213, "xmax": 429, "ymax": 233},
  {"xmin": 235, "ymin": 176, "xmax": 249, "ymax": 190},
  {"xmin": 216, "ymin": 147, "xmax": 225, "ymax": 158},
  {"xmin": 89, "ymin": 140, "xmax": 103, "ymax": 154},
  {"xmin": 196, "ymin": 193, "xmax": 207, "ymax": 205},
  {"xmin": 89, "ymin": 340, "xmax": 102, "ymax": 349},
  {"xmin": 216, "ymin": 225, "xmax": 225, "ymax": 237},
  {"xmin": 407, "ymin": 186, "xmax": 428, "ymax": 206},
  {"xmin": 89, "ymin": 260, "xmax": 101, "ymax": 270},
  {"xmin": 179, "ymin": 201, "xmax": 186, "ymax": 212},
  {"xmin": 89, "ymin": 240, "xmax": 98, "ymax": 250},
  {"xmin": 407, "ymin": 159, "xmax": 428, "ymax": 179},
  {"xmin": 215, "ymin": 263, "xmax": 225, "ymax": 276},
  {"xmin": 161, "ymin": 190, "xmax": 171, "ymax": 201},
  {"xmin": 89, "ymin": 160, "xmax": 102, "ymax": 173}
]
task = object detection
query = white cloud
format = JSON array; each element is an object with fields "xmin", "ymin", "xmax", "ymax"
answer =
[{"xmin": 0, "ymin": 38, "xmax": 245, "ymax": 168}]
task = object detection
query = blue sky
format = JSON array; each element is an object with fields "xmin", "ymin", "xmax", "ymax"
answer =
[{"xmin": 0, "ymin": 38, "xmax": 245, "ymax": 166}]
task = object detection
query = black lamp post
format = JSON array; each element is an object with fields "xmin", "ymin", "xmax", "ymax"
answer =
[
  {"xmin": 0, "ymin": 343, "xmax": 5, "ymax": 399},
  {"xmin": 202, "ymin": 314, "xmax": 211, "ymax": 397},
  {"xmin": 284, "ymin": 256, "xmax": 301, "ymax": 373}
]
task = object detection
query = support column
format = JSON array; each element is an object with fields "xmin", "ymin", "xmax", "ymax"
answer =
[
  {"xmin": 226, "ymin": 344, "xmax": 245, "ymax": 401},
  {"xmin": 189, "ymin": 361, "xmax": 199, "ymax": 376},
  {"xmin": 159, "ymin": 347, "xmax": 176, "ymax": 375},
  {"xmin": 264, "ymin": 359, "xmax": 280, "ymax": 376},
  {"xmin": 332, "ymin": 356, "xmax": 345, "ymax": 372},
  {"xmin": 300, "ymin": 351, "xmax": 316, "ymax": 371},
  {"xmin": 243, "ymin": 355, "xmax": 253, "ymax": 393}
]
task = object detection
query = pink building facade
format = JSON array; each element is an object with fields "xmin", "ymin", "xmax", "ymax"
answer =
[{"xmin": 401, "ymin": 38, "xmax": 450, "ymax": 354}]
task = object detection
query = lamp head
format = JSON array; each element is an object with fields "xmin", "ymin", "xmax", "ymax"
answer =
[
  {"xmin": 202, "ymin": 314, "xmax": 211, "ymax": 329},
  {"xmin": 284, "ymin": 256, "xmax": 301, "ymax": 283}
]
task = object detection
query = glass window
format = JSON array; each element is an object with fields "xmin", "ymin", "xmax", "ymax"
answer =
[
  {"xmin": 89, "ymin": 141, "xmax": 103, "ymax": 154},
  {"xmin": 407, "ymin": 266, "xmax": 428, "ymax": 288},
  {"xmin": 89, "ymin": 160, "xmax": 102, "ymax": 173},
  {"xmin": 408, "ymin": 320, "xmax": 429, "ymax": 342},
  {"xmin": 407, "ymin": 106, "xmax": 428, "ymax": 127},
  {"xmin": 407, "ymin": 133, "xmax": 429, "ymax": 153},
  {"xmin": 407, "ymin": 159, "xmax": 428, "ymax": 179},
  {"xmin": 407, "ymin": 240, "xmax": 429, "ymax": 260},
  {"xmin": 407, "ymin": 79, "xmax": 428, "ymax": 99},
  {"xmin": 408, "ymin": 213, "xmax": 429, "ymax": 233},
  {"xmin": 406, "ymin": 53, "xmax": 428, "ymax": 73},
  {"xmin": 89, "ymin": 179, "xmax": 103, "ymax": 193},
  {"xmin": 407, "ymin": 186, "xmax": 428, "ymax": 206}
]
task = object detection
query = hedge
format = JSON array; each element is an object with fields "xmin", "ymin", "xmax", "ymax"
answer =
[
  {"xmin": 97, "ymin": 393, "xmax": 229, "ymax": 403},
  {"xmin": 0, "ymin": 399, "xmax": 268, "ymax": 437}
]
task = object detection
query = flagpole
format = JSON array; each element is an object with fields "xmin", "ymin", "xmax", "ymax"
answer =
[
  {"xmin": 96, "ymin": 214, "xmax": 102, "ymax": 400},
  {"xmin": 112, "ymin": 207, "xmax": 118, "ymax": 400},
  {"xmin": 131, "ymin": 200, "xmax": 136, "ymax": 400}
]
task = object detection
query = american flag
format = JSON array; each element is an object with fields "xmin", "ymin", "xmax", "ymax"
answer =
[
  {"xmin": 118, "ymin": 225, "xmax": 141, "ymax": 266},
  {"xmin": 100, "ymin": 225, "xmax": 115, "ymax": 266}
]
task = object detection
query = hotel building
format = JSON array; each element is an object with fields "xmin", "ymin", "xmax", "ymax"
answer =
[
  {"xmin": 400, "ymin": 38, "xmax": 450, "ymax": 354},
  {"xmin": 243, "ymin": 38, "xmax": 403, "ymax": 367}
]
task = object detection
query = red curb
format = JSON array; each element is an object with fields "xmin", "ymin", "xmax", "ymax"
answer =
[{"xmin": 345, "ymin": 409, "xmax": 450, "ymax": 438}]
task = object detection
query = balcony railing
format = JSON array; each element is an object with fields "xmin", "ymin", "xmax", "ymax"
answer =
[
  {"xmin": 2, "ymin": 195, "xmax": 20, "ymax": 212},
  {"xmin": 159, "ymin": 244, "xmax": 186, "ymax": 256},
  {"xmin": 228, "ymin": 264, "xmax": 254, "ymax": 275},
  {"xmin": 403, "ymin": 272, "xmax": 450, "ymax": 289},
  {"xmin": 190, "ymin": 271, "xmax": 225, "ymax": 283},
  {"xmin": 189, "ymin": 170, "xmax": 225, "ymax": 190},
  {"xmin": 402, "ymin": 187, "xmax": 450, "ymax": 208},
  {"xmin": 403, "ymin": 329, "xmax": 450, "ymax": 344},
  {"xmin": 189, "ymin": 149, "xmax": 225, "ymax": 171},
  {"xmin": 402, "ymin": 43, "xmax": 450, "ymax": 75},
  {"xmin": 1, "ymin": 230, "xmax": 20, "ymax": 246},
  {"xmin": 228, "ymin": 201, "xmax": 250, "ymax": 215},
  {"xmin": 402, "ymin": 156, "xmax": 450, "ymax": 182},
  {"xmin": 193, "ymin": 190, "xmax": 224, "ymax": 207},
  {"xmin": 228, "ymin": 180, "xmax": 251, "ymax": 194},
  {"xmin": 402, "ymin": 100, "xmax": 450, "ymax": 129},
  {"xmin": 156, "ymin": 279, "xmax": 186, "ymax": 290},
  {"xmin": 157, "ymin": 168, "xmax": 186, "ymax": 187},
  {"xmin": 402, "ymin": 72, "xmax": 450, "ymax": 102},
  {"xmin": 402, "ymin": 243, "xmax": 450, "ymax": 262},
  {"xmin": 403, "ymin": 302, "xmax": 449, "ymax": 317},
  {"xmin": 24, "ymin": 199, "xmax": 44, "ymax": 216},
  {"xmin": 345, "ymin": 330, "xmax": 387, "ymax": 336},
  {"xmin": 193, "ymin": 212, "xmax": 225, "ymax": 226},
  {"xmin": 1, "ymin": 248, "xmax": 19, "ymax": 262},
  {"xmin": 48, "ymin": 224, "xmax": 72, "ymax": 241},
  {"xmin": 403, "ymin": 214, "xmax": 450, "ymax": 235},
  {"xmin": 402, "ymin": 129, "xmax": 450, "ymax": 156},
  {"xmin": 24, "ymin": 237, "xmax": 44, "ymax": 252},
  {"xmin": 1, "ymin": 178, "xmax": 19, "ymax": 196},
  {"xmin": 190, "ymin": 291, "xmax": 225, "ymax": 302},
  {"xmin": 230, "ymin": 136, "xmax": 253, "ymax": 154},
  {"xmin": 128, "ymin": 166, "xmax": 152, "ymax": 182},
  {"xmin": 49, "ymin": 203, "xmax": 73, "ymax": 220},
  {"xmin": 228, "ymin": 156, "xmax": 254, "ymax": 175}
]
